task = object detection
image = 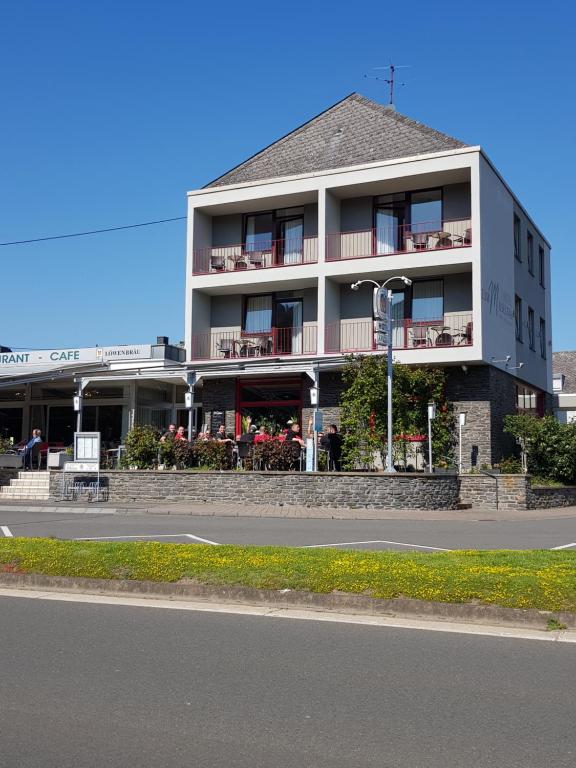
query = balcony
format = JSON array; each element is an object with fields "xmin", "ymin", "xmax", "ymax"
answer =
[
  {"xmin": 192, "ymin": 236, "xmax": 318, "ymax": 275},
  {"xmin": 191, "ymin": 325, "xmax": 318, "ymax": 361},
  {"xmin": 326, "ymin": 219, "xmax": 471, "ymax": 262},
  {"xmin": 325, "ymin": 314, "xmax": 473, "ymax": 354}
]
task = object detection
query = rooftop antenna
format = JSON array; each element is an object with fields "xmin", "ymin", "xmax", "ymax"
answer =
[{"xmin": 364, "ymin": 63, "xmax": 411, "ymax": 106}]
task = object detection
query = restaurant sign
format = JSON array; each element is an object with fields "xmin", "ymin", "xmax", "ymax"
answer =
[{"xmin": 0, "ymin": 344, "xmax": 152, "ymax": 371}]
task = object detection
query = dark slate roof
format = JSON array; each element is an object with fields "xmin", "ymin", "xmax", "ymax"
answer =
[
  {"xmin": 553, "ymin": 351, "xmax": 576, "ymax": 393},
  {"xmin": 205, "ymin": 93, "xmax": 468, "ymax": 187}
]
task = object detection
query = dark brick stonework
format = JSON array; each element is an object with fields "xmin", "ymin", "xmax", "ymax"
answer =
[
  {"xmin": 201, "ymin": 378, "xmax": 236, "ymax": 435},
  {"xmin": 446, "ymin": 365, "xmax": 517, "ymax": 469}
]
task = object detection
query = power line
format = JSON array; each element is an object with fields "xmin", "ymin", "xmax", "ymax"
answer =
[{"xmin": 0, "ymin": 215, "xmax": 186, "ymax": 247}]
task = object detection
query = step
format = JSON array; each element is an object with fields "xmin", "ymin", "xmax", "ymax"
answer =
[
  {"xmin": 0, "ymin": 492, "xmax": 50, "ymax": 500},
  {"xmin": 9, "ymin": 478, "xmax": 51, "ymax": 487},
  {"xmin": 17, "ymin": 471, "xmax": 50, "ymax": 480}
]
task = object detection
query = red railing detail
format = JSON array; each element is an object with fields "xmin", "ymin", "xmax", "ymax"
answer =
[
  {"xmin": 325, "ymin": 314, "xmax": 473, "ymax": 354},
  {"xmin": 325, "ymin": 219, "xmax": 472, "ymax": 261},
  {"xmin": 191, "ymin": 326, "xmax": 318, "ymax": 360},
  {"xmin": 192, "ymin": 236, "xmax": 318, "ymax": 275}
]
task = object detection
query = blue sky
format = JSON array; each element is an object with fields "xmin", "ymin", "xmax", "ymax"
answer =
[{"xmin": 1, "ymin": 0, "xmax": 574, "ymax": 350}]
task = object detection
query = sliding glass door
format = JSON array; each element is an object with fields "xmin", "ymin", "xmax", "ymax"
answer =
[{"xmin": 275, "ymin": 299, "xmax": 303, "ymax": 354}]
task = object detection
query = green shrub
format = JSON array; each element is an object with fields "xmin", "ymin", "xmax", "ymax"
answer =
[
  {"xmin": 174, "ymin": 439, "xmax": 195, "ymax": 469},
  {"xmin": 123, "ymin": 425, "xmax": 161, "ymax": 469},
  {"xmin": 158, "ymin": 438, "xmax": 176, "ymax": 468},
  {"xmin": 191, "ymin": 440, "xmax": 232, "ymax": 470},
  {"xmin": 499, "ymin": 456, "xmax": 522, "ymax": 474},
  {"xmin": 253, "ymin": 440, "xmax": 301, "ymax": 470},
  {"xmin": 504, "ymin": 415, "xmax": 576, "ymax": 484}
]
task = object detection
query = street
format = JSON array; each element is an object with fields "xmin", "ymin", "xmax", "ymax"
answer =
[
  {"xmin": 0, "ymin": 508, "xmax": 575, "ymax": 551},
  {"xmin": 0, "ymin": 594, "xmax": 574, "ymax": 768}
]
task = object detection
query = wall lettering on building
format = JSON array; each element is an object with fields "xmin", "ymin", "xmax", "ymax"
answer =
[{"xmin": 481, "ymin": 281, "xmax": 513, "ymax": 324}]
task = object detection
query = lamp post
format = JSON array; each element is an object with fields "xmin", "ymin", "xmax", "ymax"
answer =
[
  {"xmin": 427, "ymin": 401, "xmax": 436, "ymax": 472},
  {"xmin": 458, "ymin": 412, "xmax": 467, "ymax": 474},
  {"xmin": 350, "ymin": 276, "xmax": 412, "ymax": 474}
]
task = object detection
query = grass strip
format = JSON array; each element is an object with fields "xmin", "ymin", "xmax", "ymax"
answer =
[{"xmin": 1, "ymin": 538, "xmax": 575, "ymax": 612}]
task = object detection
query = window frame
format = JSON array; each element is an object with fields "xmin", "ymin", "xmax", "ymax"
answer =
[
  {"xmin": 527, "ymin": 232, "xmax": 534, "ymax": 275},
  {"xmin": 539, "ymin": 246, "xmax": 545, "ymax": 288},
  {"xmin": 514, "ymin": 214, "xmax": 521, "ymax": 261},
  {"xmin": 528, "ymin": 307, "xmax": 535, "ymax": 350},
  {"xmin": 539, "ymin": 317, "xmax": 546, "ymax": 359},
  {"xmin": 515, "ymin": 295, "xmax": 523, "ymax": 342}
]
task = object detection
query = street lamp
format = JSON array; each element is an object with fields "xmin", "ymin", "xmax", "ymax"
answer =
[{"xmin": 350, "ymin": 276, "xmax": 412, "ymax": 474}]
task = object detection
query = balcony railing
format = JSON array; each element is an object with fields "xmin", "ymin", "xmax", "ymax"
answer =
[
  {"xmin": 191, "ymin": 325, "xmax": 318, "ymax": 360},
  {"xmin": 325, "ymin": 314, "xmax": 473, "ymax": 354},
  {"xmin": 326, "ymin": 219, "xmax": 472, "ymax": 262},
  {"xmin": 192, "ymin": 236, "xmax": 318, "ymax": 275}
]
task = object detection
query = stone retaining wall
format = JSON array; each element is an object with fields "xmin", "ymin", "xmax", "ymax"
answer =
[
  {"xmin": 49, "ymin": 470, "xmax": 460, "ymax": 510},
  {"xmin": 458, "ymin": 474, "xmax": 529, "ymax": 511},
  {"xmin": 0, "ymin": 469, "xmax": 18, "ymax": 487},
  {"xmin": 527, "ymin": 485, "xmax": 576, "ymax": 509}
]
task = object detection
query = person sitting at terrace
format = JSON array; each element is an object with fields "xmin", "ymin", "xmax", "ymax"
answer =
[
  {"xmin": 160, "ymin": 424, "xmax": 177, "ymax": 442},
  {"xmin": 284, "ymin": 423, "xmax": 305, "ymax": 447},
  {"xmin": 21, "ymin": 428, "xmax": 42, "ymax": 470},
  {"xmin": 253, "ymin": 425, "xmax": 272, "ymax": 443},
  {"xmin": 213, "ymin": 423, "xmax": 233, "ymax": 443},
  {"xmin": 174, "ymin": 426, "xmax": 188, "ymax": 441}
]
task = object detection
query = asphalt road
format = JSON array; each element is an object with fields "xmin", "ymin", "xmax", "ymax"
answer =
[
  {"xmin": 0, "ymin": 595, "xmax": 574, "ymax": 768},
  {"xmin": 0, "ymin": 509, "xmax": 575, "ymax": 550}
]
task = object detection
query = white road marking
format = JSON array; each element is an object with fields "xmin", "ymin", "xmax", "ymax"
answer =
[
  {"xmin": 0, "ymin": 587, "xmax": 573, "ymax": 644},
  {"xmin": 184, "ymin": 534, "xmax": 220, "ymax": 545},
  {"xmin": 301, "ymin": 539, "xmax": 451, "ymax": 551},
  {"xmin": 551, "ymin": 543, "xmax": 576, "ymax": 550},
  {"xmin": 74, "ymin": 533, "xmax": 219, "ymax": 545},
  {"xmin": 1, "ymin": 526, "xmax": 13, "ymax": 538}
]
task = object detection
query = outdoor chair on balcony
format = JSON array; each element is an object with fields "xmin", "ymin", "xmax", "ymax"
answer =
[
  {"xmin": 453, "ymin": 228, "xmax": 472, "ymax": 246},
  {"xmin": 210, "ymin": 256, "xmax": 225, "ymax": 271},
  {"xmin": 247, "ymin": 249, "xmax": 271, "ymax": 269},
  {"xmin": 411, "ymin": 325, "xmax": 429, "ymax": 348},
  {"xmin": 406, "ymin": 232, "xmax": 430, "ymax": 250},
  {"xmin": 217, "ymin": 338, "xmax": 236, "ymax": 358},
  {"xmin": 455, "ymin": 321, "xmax": 473, "ymax": 345}
]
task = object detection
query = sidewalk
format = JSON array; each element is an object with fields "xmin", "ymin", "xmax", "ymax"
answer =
[{"xmin": 0, "ymin": 498, "xmax": 575, "ymax": 521}]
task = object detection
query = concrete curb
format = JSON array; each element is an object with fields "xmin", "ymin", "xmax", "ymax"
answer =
[{"xmin": 0, "ymin": 573, "xmax": 574, "ymax": 631}]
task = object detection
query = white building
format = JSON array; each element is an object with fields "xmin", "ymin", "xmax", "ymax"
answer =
[{"xmin": 185, "ymin": 94, "xmax": 552, "ymax": 466}]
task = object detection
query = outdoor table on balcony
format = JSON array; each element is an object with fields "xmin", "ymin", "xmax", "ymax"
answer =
[{"xmin": 429, "ymin": 326, "xmax": 453, "ymax": 346}]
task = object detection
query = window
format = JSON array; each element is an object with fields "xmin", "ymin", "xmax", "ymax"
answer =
[
  {"xmin": 528, "ymin": 307, "xmax": 535, "ymax": 350},
  {"xmin": 410, "ymin": 189, "xmax": 442, "ymax": 234},
  {"xmin": 515, "ymin": 295, "xmax": 522, "ymax": 341},
  {"xmin": 244, "ymin": 295, "xmax": 272, "ymax": 333},
  {"xmin": 514, "ymin": 215, "xmax": 521, "ymax": 261},
  {"xmin": 244, "ymin": 213, "xmax": 273, "ymax": 252},
  {"xmin": 539, "ymin": 317, "xmax": 546, "ymax": 358},
  {"xmin": 539, "ymin": 246, "xmax": 545, "ymax": 287},
  {"xmin": 527, "ymin": 233, "xmax": 534, "ymax": 275},
  {"xmin": 412, "ymin": 280, "xmax": 443, "ymax": 321},
  {"xmin": 516, "ymin": 384, "xmax": 540, "ymax": 414},
  {"xmin": 553, "ymin": 374, "xmax": 565, "ymax": 393}
]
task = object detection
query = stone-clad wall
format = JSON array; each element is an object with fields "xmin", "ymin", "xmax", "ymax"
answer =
[
  {"xmin": 458, "ymin": 474, "xmax": 529, "ymax": 510},
  {"xmin": 49, "ymin": 470, "xmax": 460, "ymax": 510},
  {"xmin": 527, "ymin": 485, "xmax": 576, "ymax": 509},
  {"xmin": 0, "ymin": 469, "xmax": 18, "ymax": 487}
]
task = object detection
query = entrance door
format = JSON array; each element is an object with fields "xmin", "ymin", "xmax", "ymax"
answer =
[
  {"xmin": 278, "ymin": 217, "xmax": 304, "ymax": 265},
  {"xmin": 274, "ymin": 299, "xmax": 303, "ymax": 355}
]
